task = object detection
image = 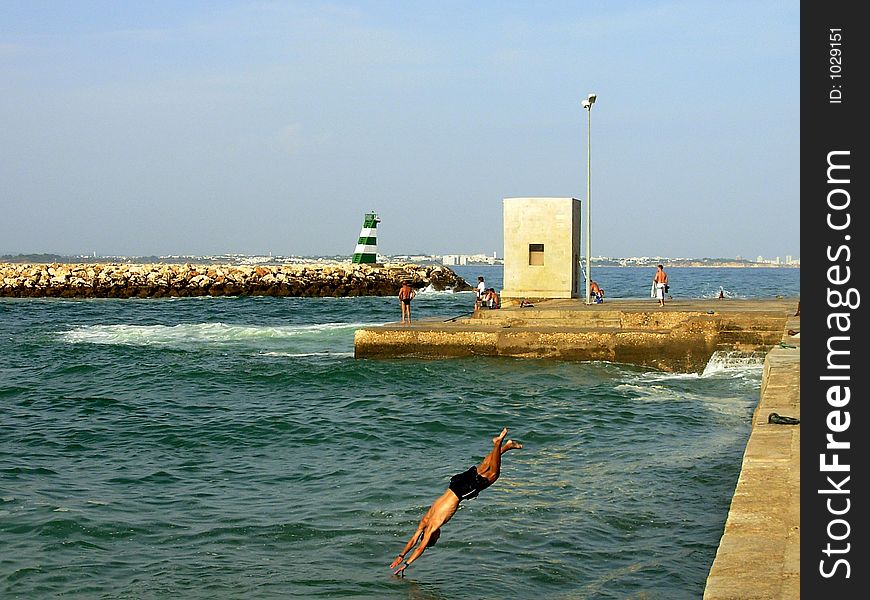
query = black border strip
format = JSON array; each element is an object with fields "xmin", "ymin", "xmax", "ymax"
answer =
[{"xmin": 802, "ymin": 3, "xmax": 867, "ymax": 595}]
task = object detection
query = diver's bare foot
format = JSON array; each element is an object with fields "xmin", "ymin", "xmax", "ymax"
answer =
[
  {"xmin": 494, "ymin": 428, "xmax": 508, "ymax": 445},
  {"xmin": 502, "ymin": 439, "xmax": 523, "ymax": 451}
]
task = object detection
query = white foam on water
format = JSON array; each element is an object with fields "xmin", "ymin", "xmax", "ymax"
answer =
[
  {"xmin": 415, "ymin": 284, "xmax": 468, "ymax": 296},
  {"xmin": 258, "ymin": 351, "xmax": 354, "ymax": 358},
  {"xmin": 613, "ymin": 382, "xmax": 688, "ymax": 402},
  {"xmin": 614, "ymin": 352, "xmax": 765, "ymax": 403},
  {"xmin": 701, "ymin": 350, "xmax": 766, "ymax": 377},
  {"xmin": 612, "ymin": 382, "xmax": 726, "ymax": 410},
  {"xmin": 615, "ymin": 356, "xmax": 764, "ymax": 418},
  {"xmin": 59, "ymin": 322, "xmax": 374, "ymax": 348},
  {"xmin": 616, "ymin": 351, "xmax": 765, "ymax": 384},
  {"xmin": 698, "ymin": 287, "xmax": 748, "ymax": 300}
]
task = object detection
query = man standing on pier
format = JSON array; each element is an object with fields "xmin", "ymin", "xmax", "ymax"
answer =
[
  {"xmin": 398, "ymin": 281, "xmax": 416, "ymax": 325},
  {"xmin": 653, "ymin": 264, "xmax": 669, "ymax": 307}
]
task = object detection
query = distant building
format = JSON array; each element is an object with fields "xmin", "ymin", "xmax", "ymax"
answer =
[{"xmin": 441, "ymin": 253, "xmax": 501, "ymax": 266}]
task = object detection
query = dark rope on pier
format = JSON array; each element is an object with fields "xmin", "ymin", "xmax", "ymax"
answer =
[{"xmin": 444, "ymin": 311, "xmax": 475, "ymax": 322}]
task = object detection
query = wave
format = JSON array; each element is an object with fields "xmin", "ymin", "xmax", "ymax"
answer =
[
  {"xmin": 58, "ymin": 322, "xmax": 373, "ymax": 351},
  {"xmin": 701, "ymin": 351, "xmax": 766, "ymax": 376},
  {"xmin": 698, "ymin": 288, "xmax": 748, "ymax": 300},
  {"xmin": 612, "ymin": 352, "xmax": 763, "ymax": 399},
  {"xmin": 414, "ymin": 284, "xmax": 472, "ymax": 296},
  {"xmin": 624, "ymin": 351, "xmax": 765, "ymax": 382},
  {"xmin": 258, "ymin": 351, "xmax": 354, "ymax": 358}
]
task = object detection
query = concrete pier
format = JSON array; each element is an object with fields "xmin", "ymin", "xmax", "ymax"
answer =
[
  {"xmin": 354, "ymin": 297, "xmax": 798, "ymax": 373},
  {"xmin": 703, "ymin": 314, "xmax": 800, "ymax": 599}
]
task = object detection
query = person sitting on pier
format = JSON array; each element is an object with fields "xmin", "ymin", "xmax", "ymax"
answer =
[
  {"xmin": 590, "ymin": 281, "xmax": 604, "ymax": 304},
  {"xmin": 475, "ymin": 276, "xmax": 487, "ymax": 310},
  {"xmin": 389, "ymin": 428, "xmax": 523, "ymax": 576},
  {"xmin": 484, "ymin": 288, "xmax": 500, "ymax": 309}
]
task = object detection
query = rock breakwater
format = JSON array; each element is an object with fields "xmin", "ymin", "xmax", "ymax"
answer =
[{"xmin": 0, "ymin": 262, "xmax": 472, "ymax": 299}]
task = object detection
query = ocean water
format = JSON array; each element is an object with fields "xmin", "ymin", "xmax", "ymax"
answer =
[
  {"xmin": 0, "ymin": 266, "xmax": 799, "ymax": 599},
  {"xmin": 458, "ymin": 264, "xmax": 800, "ymax": 301}
]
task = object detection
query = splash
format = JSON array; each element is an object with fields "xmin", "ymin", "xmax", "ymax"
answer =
[
  {"xmin": 701, "ymin": 350, "xmax": 766, "ymax": 376},
  {"xmin": 414, "ymin": 284, "xmax": 470, "ymax": 296}
]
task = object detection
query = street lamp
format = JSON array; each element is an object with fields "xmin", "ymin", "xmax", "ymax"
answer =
[{"xmin": 581, "ymin": 93, "xmax": 596, "ymax": 304}]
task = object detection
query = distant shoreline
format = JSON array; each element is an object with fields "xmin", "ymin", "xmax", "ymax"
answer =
[
  {"xmin": 591, "ymin": 263, "xmax": 799, "ymax": 269},
  {"xmin": 0, "ymin": 254, "xmax": 800, "ymax": 269},
  {"xmin": 438, "ymin": 262, "xmax": 800, "ymax": 269}
]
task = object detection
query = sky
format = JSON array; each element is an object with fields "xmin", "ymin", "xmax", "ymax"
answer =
[{"xmin": 1, "ymin": 1, "xmax": 799, "ymax": 260}]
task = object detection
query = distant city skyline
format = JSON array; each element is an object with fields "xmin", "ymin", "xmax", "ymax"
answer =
[
  {"xmin": 1, "ymin": 249, "xmax": 799, "ymax": 268},
  {"xmin": 2, "ymin": 2, "xmax": 798, "ymax": 260}
]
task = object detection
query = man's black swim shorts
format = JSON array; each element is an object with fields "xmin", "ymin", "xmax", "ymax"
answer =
[{"xmin": 448, "ymin": 466, "xmax": 489, "ymax": 501}]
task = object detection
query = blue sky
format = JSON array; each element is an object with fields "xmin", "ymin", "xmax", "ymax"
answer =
[{"xmin": 1, "ymin": 1, "xmax": 799, "ymax": 259}]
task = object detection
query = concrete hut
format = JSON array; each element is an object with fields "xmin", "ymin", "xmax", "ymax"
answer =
[{"xmin": 500, "ymin": 197, "xmax": 582, "ymax": 304}]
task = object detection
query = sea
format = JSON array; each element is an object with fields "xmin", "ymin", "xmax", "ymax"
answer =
[{"xmin": 0, "ymin": 265, "xmax": 800, "ymax": 599}]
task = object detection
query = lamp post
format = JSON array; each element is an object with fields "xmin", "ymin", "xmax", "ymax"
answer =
[{"xmin": 581, "ymin": 93, "xmax": 596, "ymax": 304}]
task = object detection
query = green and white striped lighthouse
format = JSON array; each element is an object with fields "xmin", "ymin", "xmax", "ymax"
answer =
[{"xmin": 352, "ymin": 212, "xmax": 380, "ymax": 264}]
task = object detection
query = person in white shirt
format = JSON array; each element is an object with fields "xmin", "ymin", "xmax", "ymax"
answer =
[{"xmin": 475, "ymin": 276, "xmax": 486, "ymax": 309}]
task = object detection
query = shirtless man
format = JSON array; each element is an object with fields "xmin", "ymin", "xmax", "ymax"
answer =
[
  {"xmin": 398, "ymin": 281, "xmax": 416, "ymax": 324},
  {"xmin": 653, "ymin": 264, "xmax": 668, "ymax": 307},
  {"xmin": 389, "ymin": 428, "xmax": 523, "ymax": 576}
]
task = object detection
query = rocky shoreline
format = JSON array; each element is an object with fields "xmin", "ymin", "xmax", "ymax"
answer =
[{"xmin": 0, "ymin": 262, "xmax": 472, "ymax": 299}]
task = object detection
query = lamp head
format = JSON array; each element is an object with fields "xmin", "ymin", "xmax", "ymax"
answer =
[{"xmin": 581, "ymin": 93, "xmax": 597, "ymax": 110}]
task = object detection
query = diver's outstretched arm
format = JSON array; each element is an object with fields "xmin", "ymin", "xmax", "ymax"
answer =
[{"xmin": 390, "ymin": 521, "xmax": 425, "ymax": 569}]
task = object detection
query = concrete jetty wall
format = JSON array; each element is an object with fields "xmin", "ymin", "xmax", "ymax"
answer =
[
  {"xmin": 355, "ymin": 298, "xmax": 798, "ymax": 373},
  {"xmin": 0, "ymin": 262, "xmax": 472, "ymax": 299},
  {"xmin": 703, "ymin": 316, "xmax": 800, "ymax": 598}
]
